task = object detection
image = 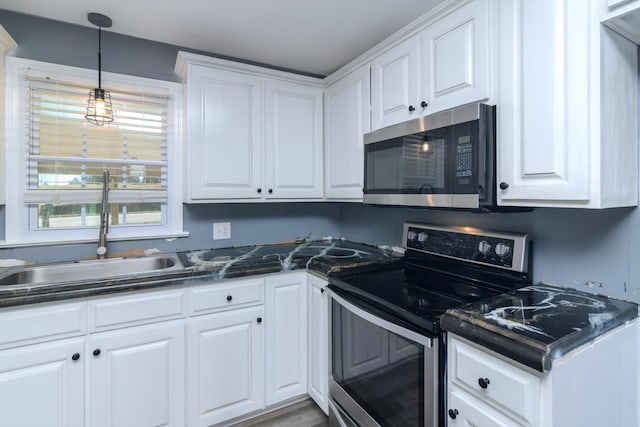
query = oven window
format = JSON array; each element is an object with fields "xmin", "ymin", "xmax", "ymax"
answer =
[{"xmin": 332, "ymin": 300, "xmax": 425, "ymax": 426}]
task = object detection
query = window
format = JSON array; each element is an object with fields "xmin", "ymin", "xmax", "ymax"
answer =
[{"xmin": 4, "ymin": 58, "xmax": 184, "ymax": 245}]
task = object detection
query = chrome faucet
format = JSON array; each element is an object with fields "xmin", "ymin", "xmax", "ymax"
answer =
[{"xmin": 97, "ymin": 170, "xmax": 110, "ymax": 259}]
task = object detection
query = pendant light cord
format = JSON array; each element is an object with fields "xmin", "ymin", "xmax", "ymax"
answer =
[{"xmin": 98, "ymin": 26, "xmax": 102, "ymax": 90}]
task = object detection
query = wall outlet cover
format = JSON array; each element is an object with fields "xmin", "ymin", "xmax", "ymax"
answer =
[{"xmin": 213, "ymin": 222, "xmax": 231, "ymax": 240}]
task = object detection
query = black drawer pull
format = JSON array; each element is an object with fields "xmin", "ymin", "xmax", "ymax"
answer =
[
  {"xmin": 93, "ymin": 349, "xmax": 101, "ymax": 357},
  {"xmin": 71, "ymin": 353, "xmax": 80, "ymax": 361},
  {"xmin": 226, "ymin": 295, "xmax": 233, "ymax": 302}
]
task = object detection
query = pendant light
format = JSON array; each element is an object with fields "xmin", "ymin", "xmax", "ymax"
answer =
[{"xmin": 85, "ymin": 12, "xmax": 114, "ymax": 126}]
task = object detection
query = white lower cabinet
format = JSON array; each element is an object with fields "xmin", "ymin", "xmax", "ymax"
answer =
[
  {"xmin": 307, "ymin": 274, "xmax": 329, "ymax": 414},
  {"xmin": 447, "ymin": 322, "xmax": 640, "ymax": 426},
  {"xmin": 187, "ymin": 304, "xmax": 265, "ymax": 427},
  {"xmin": 0, "ymin": 338, "xmax": 85, "ymax": 427},
  {"xmin": 0, "ymin": 270, "xmax": 330, "ymax": 427},
  {"xmin": 265, "ymin": 272, "xmax": 308, "ymax": 405},
  {"xmin": 87, "ymin": 320, "xmax": 185, "ymax": 427}
]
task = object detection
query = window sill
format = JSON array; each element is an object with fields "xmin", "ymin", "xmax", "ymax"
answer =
[{"xmin": 0, "ymin": 231, "xmax": 190, "ymax": 248}]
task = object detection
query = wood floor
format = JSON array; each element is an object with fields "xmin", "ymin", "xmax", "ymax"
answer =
[{"xmin": 232, "ymin": 400, "xmax": 328, "ymax": 427}]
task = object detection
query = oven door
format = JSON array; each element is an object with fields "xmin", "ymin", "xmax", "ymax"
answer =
[{"xmin": 327, "ymin": 288, "xmax": 439, "ymax": 427}]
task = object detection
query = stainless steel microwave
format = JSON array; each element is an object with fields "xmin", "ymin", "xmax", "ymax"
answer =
[{"xmin": 363, "ymin": 102, "xmax": 497, "ymax": 210}]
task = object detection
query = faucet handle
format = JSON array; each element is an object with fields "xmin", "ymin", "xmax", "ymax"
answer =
[{"xmin": 97, "ymin": 246, "xmax": 107, "ymax": 257}]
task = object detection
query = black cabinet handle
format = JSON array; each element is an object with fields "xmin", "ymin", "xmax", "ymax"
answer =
[
  {"xmin": 257, "ymin": 317, "xmax": 262, "ymax": 324},
  {"xmin": 226, "ymin": 295, "xmax": 233, "ymax": 302},
  {"xmin": 93, "ymin": 349, "xmax": 101, "ymax": 357},
  {"xmin": 71, "ymin": 353, "xmax": 80, "ymax": 361},
  {"xmin": 268, "ymin": 189, "xmax": 273, "ymax": 194},
  {"xmin": 499, "ymin": 182, "xmax": 509, "ymax": 190},
  {"xmin": 420, "ymin": 101, "xmax": 428, "ymax": 108},
  {"xmin": 448, "ymin": 409, "xmax": 459, "ymax": 420},
  {"xmin": 478, "ymin": 377, "xmax": 490, "ymax": 389},
  {"xmin": 408, "ymin": 105, "xmax": 415, "ymax": 112},
  {"xmin": 320, "ymin": 288, "xmax": 325, "ymax": 294},
  {"xmin": 257, "ymin": 188, "xmax": 262, "ymax": 194}
]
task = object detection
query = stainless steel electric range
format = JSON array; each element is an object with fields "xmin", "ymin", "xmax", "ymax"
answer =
[{"xmin": 326, "ymin": 223, "xmax": 531, "ymax": 427}]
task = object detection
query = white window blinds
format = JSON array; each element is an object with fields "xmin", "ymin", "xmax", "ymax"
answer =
[{"xmin": 24, "ymin": 75, "xmax": 169, "ymax": 205}]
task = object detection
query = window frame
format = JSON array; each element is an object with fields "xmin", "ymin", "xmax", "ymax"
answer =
[{"xmin": 3, "ymin": 57, "xmax": 186, "ymax": 246}]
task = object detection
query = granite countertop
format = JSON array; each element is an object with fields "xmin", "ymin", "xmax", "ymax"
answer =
[
  {"xmin": 0, "ymin": 239, "xmax": 402, "ymax": 308},
  {"xmin": 441, "ymin": 283, "xmax": 639, "ymax": 372}
]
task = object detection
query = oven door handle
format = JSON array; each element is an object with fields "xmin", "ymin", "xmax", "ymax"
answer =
[{"xmin": 326, "ymin": 287, "xmax": 433, "ymax": 348}]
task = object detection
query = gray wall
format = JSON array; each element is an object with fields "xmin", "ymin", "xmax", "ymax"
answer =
[
  {"xmin": 2, "ymin": 10, "xmax": 640, "ymax": 304},
  {"xmin": 338, "ymin": 204, "xmax": 640, "ymax": 302}
]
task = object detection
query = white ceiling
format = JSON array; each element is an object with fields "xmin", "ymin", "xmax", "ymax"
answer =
[{"xmin": 0, "ymin": 0, "xmax": 444, "ymax": 76}]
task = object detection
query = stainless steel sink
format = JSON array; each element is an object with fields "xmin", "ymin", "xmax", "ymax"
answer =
[{"xmin": 0, "ymin": 253, "xmax": 184, "ymax": 287}]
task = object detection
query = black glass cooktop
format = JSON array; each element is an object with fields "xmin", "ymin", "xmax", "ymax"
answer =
[{"xmin": 329, "ymin": 264, "xmax": 506, "ymax": 335}]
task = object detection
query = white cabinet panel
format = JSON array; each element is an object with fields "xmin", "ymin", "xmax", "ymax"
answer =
[
  {"xmin": 265, "ymin": 80, "xmax": 323, "ymax": 199},
  {"xmin": 307, "ymin": 274, "xmax": 329, "ymax": 414},
  {"xmin": 187, "ymin": 305, "xmax": 264, "ymax": 426},
  {"xmin": 0, "ymin": 339, "xmax": 84, "ymax": 427},
  {"xmin": 371, "ymin": 37, "xmax": 420, "ymax": 130},
  {"xmin": 421, "ymin": 0, "xmax": 490, "ymax": 112},
  {"xmin": 497, "ymin": 0, "xmax": 637, "ymax": 207},
  {"xmin": 186, "ymin": 65, "xmax": 263, "ymax": 200},
  {"xmin": 88, "ymin": 320, "xmax": 185, "ymax": 427},
  {"xmin": 265, "ymin": 272, "xmax": 308, "ymax": 405},
  {"xmin": 324, "ymin": 65, "xmax": 370, "ymax": 199}
]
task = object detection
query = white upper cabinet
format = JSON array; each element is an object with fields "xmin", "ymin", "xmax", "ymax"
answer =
[
  {"xmin": 369, "ymin": 0, "xmax": 492, "ymax": 131},
  {"xmin": 370, "ymin": 37, "xmax": 420, "ymax": 130},
  {"xmin": 420, "ymin": 0, "xmax": 491, "ymax": 113},
  {"xmin": 265, "ymin": 80, "xmax": 324, "ymax": 199},
  {"xmin": 497, "ymin": 0, "xmax": 638, "ymax": 208},
  {"xmin": 176, "ymin": 52, "xmax": 324, "ymax": 202},
  {"xmin": 183, "ymin": 64, "xmax": 264, "ymax": 200},
  {"xmin": 324, "ymin": 64, "xmax": 370, "ymax": 200}
]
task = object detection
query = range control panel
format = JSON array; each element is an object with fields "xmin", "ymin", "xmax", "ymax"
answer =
[{"xmin": 403, "ymin": 223, "xmax": 529, "ymax": 272}]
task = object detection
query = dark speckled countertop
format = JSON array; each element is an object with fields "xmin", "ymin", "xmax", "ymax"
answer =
[
  {"xmin": 441, "ymin": 283, "xmax": 639, "ymax": 372},
  {"xmin": 0, "ymin": 239, "xmax": 402, "ymax": 308}
]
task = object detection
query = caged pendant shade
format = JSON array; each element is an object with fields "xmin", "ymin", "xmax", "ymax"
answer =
[{"xmin": 85, "ymin": 12, "xmax": 114, "ymax": 126}]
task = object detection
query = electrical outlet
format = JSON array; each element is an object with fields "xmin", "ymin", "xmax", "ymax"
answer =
[{"xmin": 213, "ymin": 222, "xmax": 231, "ymax": 240}]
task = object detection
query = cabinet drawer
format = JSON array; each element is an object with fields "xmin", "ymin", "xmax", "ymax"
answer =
[
  {"xmin": 189, "ymin": 277, "xmax": 264, "ymax": 315},
  {"xmin": 449, "ymin": 336, "xmax": 540, "ymax": 425},
  {"xmin": 0, "ymin": 301, "xmax": 87, "ymax": 349},
  {"xmin": 89, "ymin": 289, "xmax": 186, "ymax": 332}
]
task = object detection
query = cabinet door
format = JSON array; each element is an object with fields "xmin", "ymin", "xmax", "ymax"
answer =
[
  {"xmin": 265, "ymin": 80, "xmax": 323, "ymax": 199},
  {"xmin": 87, "ymin": 320, "xmax": 185, "ymax": 427},
  {"xmin": 187, "ymin": 305, "xmax": 264, "ymax": 426},
  {"xmin": 497, "ymin": 0, "xmax": 590, "ymax": 204},
  {"xmin": 448, "ymin": 387, "xmax": 524, "ymax": 427},
  {"xmin": 324, "ymin": 65, "xmax": 370, "ymax": 199},
  {"xmin": 420, "ymin": 0, "xmax": 490, "ymax": 113},
  {"xmin": 265, "ymin": 273, "xmax": 308, "ymax": 405},
  {"xmin": 307, "ymin": 274, "xmax": 329, "ymax": 414},
  {"xmin": 187, "ymin": 65, "xmax": 263, "ymax": 200},
  {"xmin": 370, "ymin": 37, "xmax": 420, "ymax": 130},
  {"xmin": 0, "ymin": 339, "xmax": 84, "ymax": 427}
]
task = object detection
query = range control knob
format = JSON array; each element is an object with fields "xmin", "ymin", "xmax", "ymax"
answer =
[
  {"xmin": 478, "ymin": 240, "xmax": 492, "ymax": 254},
  {"xmin": 417, "ymin": 232, "xmax": 427, "ymax": 243},
  {"xmin": 407, "ymin": 231, "xmax": 417, "ymax": 241},
  {"xmin": 495, "ymin": 242, "xmax": 511, "ymax": 258}
]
